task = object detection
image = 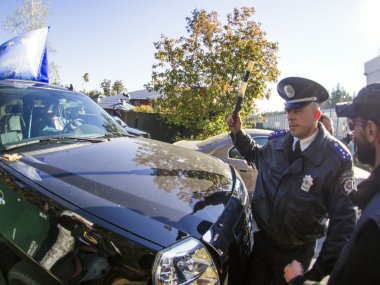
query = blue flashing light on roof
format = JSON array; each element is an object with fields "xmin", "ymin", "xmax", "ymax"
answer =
[{"xmin": 0, "ymin": 27, "xmax": 49, "ymax": 83}]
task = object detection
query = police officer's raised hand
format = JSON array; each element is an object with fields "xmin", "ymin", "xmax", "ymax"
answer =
[
  {"xmin": 227, "ymin": 113, "xmax": 242, "ymax": 133},
  {"xmin": 284, "ymin": 260, "xmax": 304, "ymax": 283}
]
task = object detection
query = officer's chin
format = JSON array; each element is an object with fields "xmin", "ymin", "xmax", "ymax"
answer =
[{"xmin": 289, "ymin": 127, "xmax": 298, "ymax": 137}]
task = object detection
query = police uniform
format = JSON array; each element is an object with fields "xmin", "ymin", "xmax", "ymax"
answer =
[{"xmin": 231, "ymin": 77, "xmax": 356, "ymax": 285}]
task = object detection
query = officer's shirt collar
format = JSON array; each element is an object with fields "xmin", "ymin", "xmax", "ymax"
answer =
[{"xmin": 293, "ymin": 128, "xmax": 319, "ymax": 152}]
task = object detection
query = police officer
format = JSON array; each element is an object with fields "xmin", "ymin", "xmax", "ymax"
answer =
[
  {"xmin": 284, "ymin": 83, "xmax": 380, "ymax": 285},
  {"xmin": 227, "ymin": 77, "xmax": 356, "ymax": 285}
]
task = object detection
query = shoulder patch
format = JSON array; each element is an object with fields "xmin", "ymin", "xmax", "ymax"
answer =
[
  {"xmin": 268, "ymin": 129, "xmax": 288, "ymax": 139},
  {"xmin": 340, "ymin": 170, "xmax": 356, "ymax": 195},
  {"xmin": 329, "ymin": 140, "xmax": 351, "ymax": 163}
]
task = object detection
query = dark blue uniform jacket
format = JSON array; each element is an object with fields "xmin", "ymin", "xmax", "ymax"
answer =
[{"xmin": 231, "ymin": 123, "xmax": 356, "ymax": 281}]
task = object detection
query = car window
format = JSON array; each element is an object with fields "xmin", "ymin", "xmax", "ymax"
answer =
[
  {"xmin": 0, "ymin": 85, "xmax": 125, "ymax": 146},
  {"xmin": 229, "ymin": 147, "xmax": 243, "ymax": 159},
  {"xmin": 228, "ymin": 136, "xmax": 268, "ymax": 159},
  {"xmin": 197, "ymin": 132, "xmax": 230, "ymax": 148}
]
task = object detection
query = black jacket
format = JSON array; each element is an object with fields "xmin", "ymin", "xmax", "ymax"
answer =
[
  {"xmin": 292, "ymin": 166, "xmax": 380, "ymax": 285},
  {"xmin": 232, "ymin": 124, "xmax": 356, "ymax": 281},
  {"xmin": 326, "ymin": 165, "xmax": 380, "ymax": 285}
]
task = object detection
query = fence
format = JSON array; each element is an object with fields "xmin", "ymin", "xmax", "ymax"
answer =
[
  {"xmin": 106, "ymin": 110, "xmax": 192, "ymax": 143},
  {"xmin": 107, "ymin": 107, "xmax": 350, "ymax": 143},
  {"xmin": 259, "ymin": 108, "xmax": 349, "ymax": 139}
]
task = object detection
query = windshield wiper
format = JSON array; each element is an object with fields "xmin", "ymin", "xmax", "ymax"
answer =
[
  {"xmin": 1, "ymin": 136, "xmax": 105, "ymax": 151},
  {"xmin": 103, "ymin": 132, "xmax": 136, "ymax": 138},
  {"xmin": 1, "ymin": 139, "xmax": 42, "ymax": 151},
  {"xmin": 39, "ymin": 136, "xmax": 105, "ymax": 143}
]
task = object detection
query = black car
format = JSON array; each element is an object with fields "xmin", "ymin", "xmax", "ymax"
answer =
[
  {"xmin": 0, "ymin": 79, "xmax": 253, "ymax": 285},
  {"xmin": 174, "ymin": 130, "xmax": 272, "ymax": 195},
  {"xmin": 112, "ymin": 115, "xmax": 150, "ymax": 138}
]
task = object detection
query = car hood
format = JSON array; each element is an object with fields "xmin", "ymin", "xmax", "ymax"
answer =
[{"xmin": 5, "ymin": 137, "xmax": 233, "ymax": 247}]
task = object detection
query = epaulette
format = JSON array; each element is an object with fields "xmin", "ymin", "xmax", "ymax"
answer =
[
  {"xmin": 329, "ymin": 140, "xmax": 351, "ymax": 163},
  {"xmin": 268, "ymin": 129, "xmax": 288, "ymax": 139}
]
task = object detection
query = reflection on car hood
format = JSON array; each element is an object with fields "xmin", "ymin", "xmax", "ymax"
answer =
[{"xmin": 6, "ymin": 137, "xmax": 233, "ymax": 247}]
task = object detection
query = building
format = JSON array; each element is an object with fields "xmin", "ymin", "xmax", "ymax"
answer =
[
  {"xmin": 364, "ymin": 54, "xmax": 380, "ymax": 85},
  {"xmin": 98, "ymin": 89, "xmax": 161, "ymax": 110}
]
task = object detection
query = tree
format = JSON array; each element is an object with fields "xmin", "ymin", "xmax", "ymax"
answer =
[
  {"xmin": 322, "ymin": 83, "xmax": 352, "ymax": 109},
  {"xmin": 83, "ymin": 73, "xmax": 89, "ymax": 83},
  {"xmin": 49, "ymin": 62, "xmax": 61, "ymax": 85},
  {"xmin": 2, "ymin": 0, "xmax": 61, "ymax": 84},
  {"xmin": 82, "ymin": 72, "xmax": 89, "ymax": 89},
  {"xmin": 112, "ymin": 80, "xmax": 124, "ymax": 95},
  {"xmin": 146, "ymin": 7, "xmax": 279, "ymax": 138},
  {"xmin": 100, "ymin": 79, "xmax": 111, "ymax": 96},
  {"xmin": 3, "ymin": 0, "xmax": 49, "ymax": 33},
  {"xmin": 82, "ymin": 89, "xmax": 101, "ymax": 100}
]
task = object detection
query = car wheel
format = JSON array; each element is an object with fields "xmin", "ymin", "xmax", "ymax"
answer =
[{"xmin": 8, "ymin": 261, "xmax": 59, "ymax": 285}]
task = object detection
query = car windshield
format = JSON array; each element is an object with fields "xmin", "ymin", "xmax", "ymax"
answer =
[{"xmin": 0, "ymin": 82, "xmax": 126, "ymax": 147}]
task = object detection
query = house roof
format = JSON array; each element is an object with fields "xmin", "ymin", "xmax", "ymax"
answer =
[
  {"xmin": 98, "ymin": 89, "xmax": 160, "ymax": 109},
  {"xmin": 129, "ymin": 89, "xmax": 161, "ymax": 100}
]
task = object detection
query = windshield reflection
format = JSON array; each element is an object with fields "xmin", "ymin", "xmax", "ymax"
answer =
[{"xmin": 0, "ymin": 85, "xmax": 125, "ymax": 146}]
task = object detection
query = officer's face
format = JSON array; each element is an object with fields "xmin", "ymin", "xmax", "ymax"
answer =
[
  {"xmin": 286, "ymin": 103, "xmax": 319, "ymax": 139},
  {"xmin": 351, "ymin": 117, "xmax": 376, "ymax": 167}
]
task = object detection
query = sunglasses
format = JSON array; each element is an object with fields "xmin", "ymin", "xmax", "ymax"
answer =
[{"xmin": 347, "ymin": 119, "xmax": 367, "ymax": 131}]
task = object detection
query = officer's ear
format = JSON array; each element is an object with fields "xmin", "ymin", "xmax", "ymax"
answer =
[{"xmin": 314, "ymin": 109, "xmax": 321, "ymax": 120}]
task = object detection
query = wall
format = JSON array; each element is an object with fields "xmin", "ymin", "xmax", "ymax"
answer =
[{"xmin": 364, "ymin": 55, "xmax": 380, "ymax": 85}]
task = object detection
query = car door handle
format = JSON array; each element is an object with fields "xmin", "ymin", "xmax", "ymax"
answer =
[{"xmin": 239, "ymin": 169, "xmax": 247, "ymax": 172}]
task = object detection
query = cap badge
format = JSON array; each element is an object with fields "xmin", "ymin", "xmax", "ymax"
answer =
[
  {"xmin": 284, "ymin": 84, "xmax": 295, "ymax": 98},
  {"xmin": 301, "ymin": 175, "xmax": 313, "ymax": 192}
]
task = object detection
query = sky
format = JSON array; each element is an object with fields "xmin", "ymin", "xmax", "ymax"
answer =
[{"xmin": 0, "ymin": 0, "xmax": 380, "ymax": 112}]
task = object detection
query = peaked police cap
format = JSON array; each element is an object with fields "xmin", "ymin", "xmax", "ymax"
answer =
[{"xmin": 277, "ymin": 77, "xmax": 329, "ymax": 110}]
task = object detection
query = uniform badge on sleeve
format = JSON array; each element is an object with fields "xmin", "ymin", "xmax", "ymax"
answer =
[
  {"xmin": 301, "ymin": 175, "xmax": 313, "ymax": 192},
  {"xmin": 341, "ymin": 170, "xmax": 356, "ymax": 195}
]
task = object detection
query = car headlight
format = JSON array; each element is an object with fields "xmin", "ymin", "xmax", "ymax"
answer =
[
  {"xmin": 231, "ymin": 176, "xmax": 248, "ymax": 205},
  {"xmin": 153, "ymin": 237, "xmax": 220, "ymax": 285}
]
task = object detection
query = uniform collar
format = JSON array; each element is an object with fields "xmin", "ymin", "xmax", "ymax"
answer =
[
  {"xmin": 272, "ymin": 122, "xmax": 329, "ymax": 166},
  {"xmin": 300, "ymin": 123, "xmax": 330, "ymax": 165},
  {"xmin": 293, "ymin": 128, "xmax": 318, "ymax": 152}
]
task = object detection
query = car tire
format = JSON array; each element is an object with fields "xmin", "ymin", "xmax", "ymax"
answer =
[{"xmin": 8, "ymin": 261, "xmax": 59, "ymax": 285}]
